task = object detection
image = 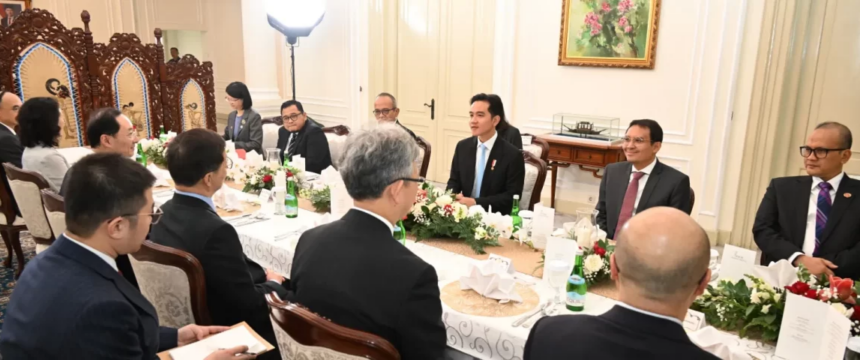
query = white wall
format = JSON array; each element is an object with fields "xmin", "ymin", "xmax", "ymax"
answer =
[
  {"xmin": 162, "ymin": 30, "xmax": 205, "ymax": 60},
  {"xmin": 35, "ymin": 0, "xmax": 137, "ymax": 42}
]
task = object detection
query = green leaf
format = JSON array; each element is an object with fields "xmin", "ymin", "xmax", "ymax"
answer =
[
  {"xmin": 764, "ymin": 314, "xmax": 777, "ymax": 324},
  {"xmin": 745, "ymin": 304, "xmax": 757, "ymax": 317}
]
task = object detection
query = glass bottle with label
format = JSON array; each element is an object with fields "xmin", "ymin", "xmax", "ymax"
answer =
[
  {"xmin": 566, "ymin": 248, "xmax": 587, "ymax": 312},
  {"xmin": 512, "ymin": 194, "xmax": 522, "ymax": 231},
  {"xmin": 136, "ymin": 143, "xmax": 147, "ymax": 166},
  {"xmin": 159, "ymin": 125, "xmax": 167, "ymax": 142},
  {"xmin": 285, "ymin": 176, "xmax": 298, "ymax": 218}
]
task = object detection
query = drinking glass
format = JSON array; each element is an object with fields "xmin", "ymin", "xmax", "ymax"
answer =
[
  {"xmin": 547, "ymin": 260, "xmax": 570, "ymax": 307},
  {"xmin": 265, "ymin": 148, "xmax": 281, "ymax": 163}
]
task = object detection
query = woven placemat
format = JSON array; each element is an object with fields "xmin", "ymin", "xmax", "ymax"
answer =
[{"xmin": 440, "ymin": 281, "xmax": 540, "ymax": 317}]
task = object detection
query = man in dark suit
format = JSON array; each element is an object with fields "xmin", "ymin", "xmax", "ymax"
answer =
[
  {"xmin": 525, "ymin": 207, "xmax": 717, "ymax": 360},
  {"xmin": 151, "ymin": 129, "xmax": 287, "ymax": 359},
  {"xmin": 373, "ymin": 92, "xmax": 417, "ymax": 139},
  {"xmin": 446, "ymin": 93, "xmax": 524, "ymax": 215},
  {"xmin": 754, "ymin": 122, "xmax": 860, "ymax": 278},
  {"xmin": 277, "ymin": 100, "xmax": 331, "ymax": 173},
  {"xmin": 0, "ymin": 91, "xmax": 23, "ymax": 215},
  {"xmin": 0, "ymin": 153, "xmax": 249, "ymax": 360},
  {"xmin": 596, "ymin": 119, "xmax": 692, "ymax": 239},
  {"xmin": 1, "ymin": 8, "xmax": 16, "ymax": 28},
  {"xmin": 290, "ymin": 126, "xmax": 446, "ymax": 359}
]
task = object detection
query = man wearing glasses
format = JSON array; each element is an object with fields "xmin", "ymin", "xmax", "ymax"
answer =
[
  {"xmin": 754, "ymin": 122, "xmax": 860, "ymax": 278},
  {"xmin": 595, "ymin": 119, "xmax": 692, "ymax": 240},
  {"xmin": 276, "ymin": 99, "xmax": 331, "ymax": 173},
  {"xmin": 373, "ymin": 92, "xmax": 417, "ymax": 139}
]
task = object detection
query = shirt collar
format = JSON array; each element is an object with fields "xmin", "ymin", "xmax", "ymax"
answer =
[
  {"xmin": 616, "ymin": 302, "xmax": 684, "ymax": 327},
  {"xmin": 634, "ymin": 157, "xmax": 658, "ymax": 174},
  {"xmin": 63, "ymin": 233, "xmax": 118, "ymax": 272},
  {"xmin": 351, "ymin": 207, "xmax": 394, "ymax": 233},
  {"xmin": 0, "ymin": 122, "xmax": 15, "ymax": 135},
  {"xmin": 477, "ymin": 131, "xmax": 498, "ymax": 151},
  {"xmin": 174, "ymin": 189, "xmax": 216, "ymax": 211},
  {"xmin": 812, "ymin": 172, "xmax": 845, "ymax": 192}
]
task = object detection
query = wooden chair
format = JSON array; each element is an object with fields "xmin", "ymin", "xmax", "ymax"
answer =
[
  {"xmin": 129, "ymin": 240, "xmax": 212, "ymax": 327},
  {"xmin": 266, "ymin": 293, "xmax": 400, "ymax": 360},
  {"xmin": 322, "ymin": 125, "xmax": 351, "ymax": 169},
  {"xmin": 40, "ymin": 190, "xmax": 66, "ymax": 239},
  {"xmin": 522, "ymin": 133, "xmax": 549, "ymax": 162},
  {"xmin": 415, "ymin": 135, "xmax": 432, "ymax": 178},
  {"xmin": 522, "ymin": 151, "xmax": 548, "ymax": 211},
  {"xmin": 0, "ymin": 172, "xmax": 26, "ymax": 278},
  {"xmin": 3, "ymin": 164, "xmax": 54, "ymax": 255},
  {"xmin": 262, "ymin": 116, "xmax": 283, "ymax": 126}
]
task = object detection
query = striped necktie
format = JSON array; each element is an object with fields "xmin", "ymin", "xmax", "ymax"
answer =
[
  {"xmin": 286, "ymin": 133, "xmax": 298, "ymax": 158},
  {"xmin": 814, "ymin": 182, "xmax": 833, "ymax": 255}
]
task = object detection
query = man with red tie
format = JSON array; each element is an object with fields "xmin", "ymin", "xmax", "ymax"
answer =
[
  {"xmin": 595, "ymin": 119, "xmax": 692, "ymax": 240},
  {"xmin": 754, "ymin": 122, "xmax": 860, "ymax": 278}
]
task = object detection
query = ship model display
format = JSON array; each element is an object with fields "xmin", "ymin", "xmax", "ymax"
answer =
[
  {"xmin": 552, "ymin": 114, "xmax": 622, "ymax": 143},
  {"xmin": 562, "ymin": 121, "xmax": 607, "ymax": 136}
]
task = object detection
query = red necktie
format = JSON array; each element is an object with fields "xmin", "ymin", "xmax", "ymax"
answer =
[{"xmin": 615, "ymin": 172, "xmax": 645, "ymax": 238}]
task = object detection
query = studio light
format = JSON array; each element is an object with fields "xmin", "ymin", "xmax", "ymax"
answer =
[{"xmin": 265, "ymin": 0, "xmax": 326, "ymax": 100}]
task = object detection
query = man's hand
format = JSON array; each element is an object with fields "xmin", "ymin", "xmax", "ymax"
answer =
[
  {"xmin": 455, "ymin": 193, "xmax": 477, "ymax": 207},
  {"xmin": 177, "ymin": 324, "xmax": 230, "ymax": 346},
  {"xmin": 266, "ymin": 268, "xmax": 285, "ymax": 284},
  {"xmin": 204, "ymin": 345, "xmax": 256, "ymax": 360},
  {"xmin": 795, "ymin": 255, "xmax": 838, "ymax": 276}
]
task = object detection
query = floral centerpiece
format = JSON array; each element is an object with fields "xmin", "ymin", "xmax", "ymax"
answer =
[
  {"xmin": 139, "ymin": 138, "xmax": 167, "ymax": 167},
  {"xmin": 299, "ymin": 185, "xmax": 331, "ymax": 213},
  {"xmin": 533, "ymin": 227, "xmax": 615, "ymax": 287}
]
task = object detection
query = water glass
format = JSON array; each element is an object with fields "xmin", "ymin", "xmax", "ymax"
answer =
[
  {"xmin": 265, "ymin": 148, "xmax": 281, "ymax": 163},
  {"xmin": 547, "ymin": 260, "xmax": 570, "ymax": 306}
]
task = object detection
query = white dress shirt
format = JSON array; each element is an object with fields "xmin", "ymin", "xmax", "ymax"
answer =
[
  {"xmin": 616, "ymin": 302, "xmax": 684, "ymax": 327},
  {"xmin": 788, "ymin": 172, "xmax": 845, "ymax": 265},
  {"xmin": 0, "ymin": 122, "xmax": 16, "ymax": 135},
  {"xmin": 63, "ymin": 233, "xmax": 118, "ymax": 272},
  {"xmin": 352, "ymin": 207, "xmax": 395, "ymax": 233},
  {"xmin": 629, "ymin": 158, "xmax": 657, "ymax": 215},
  {"xmin": 473, "ymin": 131, "xmax": 498, "ymax": 196}
]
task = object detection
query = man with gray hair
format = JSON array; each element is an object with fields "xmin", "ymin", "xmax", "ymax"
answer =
[
  {"xmin": 289, "ymin": 125, "xmax": 446, "ymax": 359},
  {"xmin": 524, "ymin": 207, "xmax": 718, "ymax": 359},
  {"xmin": 374, "ymin": 92, "xmax": 417, "ymax": 139}
]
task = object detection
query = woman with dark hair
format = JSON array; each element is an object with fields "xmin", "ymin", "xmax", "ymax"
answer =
[
  {"xmin": 223, "ymin": 81, "xmax": 263, "ymax": 154},
  {"xmin": 19, "ymin": 97, "xmax": 69, "ymax": 191},
  {"xmin": 470, "ymin": 93, "xmax": 522, "ymax": 150}
]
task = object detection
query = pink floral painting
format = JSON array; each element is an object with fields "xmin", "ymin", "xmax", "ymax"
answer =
[{"xmin": 558, "ymin": 0, "xmax": 661, "ymax": 68}]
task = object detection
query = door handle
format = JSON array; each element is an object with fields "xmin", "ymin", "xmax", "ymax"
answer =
[{"xmin": 424, "ymin": 99, "xmax": 435, "ymax": 120}]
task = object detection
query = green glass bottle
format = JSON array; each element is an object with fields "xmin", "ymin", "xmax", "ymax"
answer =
[
  {"xmin": 511, "ymin": 194, "xmax": 522, "ymax": 232},
  {"xmin": 285, "ymin": 176, "xmax": 298, "ymax": 218},
  {"xmin": 566, "ymin": 248, "xmax": 587, "ymax": 312},
  {"xmin": 159, "ymin": 125, "xmax": 167, "ymax": 142},
  {"xmin": 136, "ymin": 143, "xmax": 147, "ymax": 166},
  {"xmin": 393, "ymin": 220, "xmax": 407, "ymax": 245}
]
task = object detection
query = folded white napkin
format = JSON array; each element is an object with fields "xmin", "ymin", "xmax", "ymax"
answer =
[
  {"xmin": 459, "ymin": 260, "xmax": 522, "ymax": 303},
  {"xmin": 213, "ymin": 186, "xmax": 243, "ymax": 211},
  {"xmin": 753, "ymin": 259, "xmax": 798, "ymax": 288},
  {"xmin": 225, "ymin": 141, "xmax": 236, "ymax": 153},
  {"xmin": 291, "ymin": 155, "xmax": 306, "ymax": 172},
  {"xmin": 688, "ymin": 327, "xmax": 754, "ymax": 360},
  {"xmin": 320, "ymin": 166, "xmax": 340, "ymax": 185},
  {"xmin": 146, "ymin": 164, "xmax": 171, "ymax": 187},
  {"xmin": 245, "ymin": 151, "xmax": 264, "ymax": 169}
]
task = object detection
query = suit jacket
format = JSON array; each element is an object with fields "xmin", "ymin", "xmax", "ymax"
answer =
[
  {"xmin": 497, "ymin": 124, "xmax": 523, "ymax": 150},
  {"xmin": 753, "ymin": 175, "xmax": 860, "ymax": 278},
  {"xmin": 290, "ymin": 209, "xmax": 446, "ymax": 360},
  {"xmin": 22, "ymin": 145, "xmax": 69, "ymax": 192},
  {"xmin": 276, "ymin": 120, "xmax": 332, "ymax": 173},
  {"xmin": 1, "ymin": 16, "xmax": 16, "ymax": 28},
  {"xmin": 0, "ymin": 124, "xmax": 22, "ymax": 216},
  {"xmin": 223, "ymin": 108, "xmax": 263, "ymax": 154},
  {"xmin": 0, "ymin": 235, "xmax": 177, "ymax": 359},
  {"xmin": 150, "ymin": 193, "xmax": 287, "ymax": 359},
  {"xmin": 446, "ymin": 136, "xmax": 525, "ymax": 215},
  {"xmin": 596, "ymin": 160, "xmax": 692, "ymax": 239},
  {"xmin": 524, "ymin": 306, "xmax": 718, "ymax": 360}
]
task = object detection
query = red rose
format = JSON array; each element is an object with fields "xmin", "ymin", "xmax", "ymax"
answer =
[
  {"xmin": 262, "ymin": 175, "xmax": 273, "ymax": 183},
  {"xmin": 786, "ymin": 281, "xmax": 810, "ymax": 295},
  {"xmin": 852, "ymin": 305, "xmax": 860, "ymax": 322},
  {"xmin": 594, "ymin": 245, "xmax": 606, "ymax": 257},
  {"xmin": 804, "ymin": 289, "xmax": 819, "ymax": 299},
  {"xmin": 829, "ymin": 275, "xmax": 854, "ymax": 301},
  {"xmin": 286, "ymin": 171, "xmax": 293, "ymax": 177}
]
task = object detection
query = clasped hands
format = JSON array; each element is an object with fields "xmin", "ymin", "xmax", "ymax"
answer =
[
  {"xmin": 794, "ymin": 255, "xmax": 838, "ymax": 276},
  {"xmin": 177, "ymin": 325, "xmax": 256, "ymax": 359},
  {"xmin": 455, "ymin": 193, "xmax": 476, "ymax": 207}
]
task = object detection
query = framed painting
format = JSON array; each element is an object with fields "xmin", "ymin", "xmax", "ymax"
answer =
[
  {"xmin": 558, "ymin": 0, "xmax": 661, "ymax": 69},
  {"xmin": 0, "ymin": 0, "xmax": 30, "ymax": 29}
]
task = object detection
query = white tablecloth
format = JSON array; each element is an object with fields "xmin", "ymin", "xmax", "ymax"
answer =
[{"xmin": 57, "ymin": 147, "xmax": 93, "ymax": 165}]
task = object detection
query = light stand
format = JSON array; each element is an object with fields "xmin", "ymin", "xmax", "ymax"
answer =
[{"xmin": 265, "ymin": 0, "xmax": 325, "ymax": 101}]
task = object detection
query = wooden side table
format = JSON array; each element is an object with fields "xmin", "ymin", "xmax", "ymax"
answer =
[{"xmin": 536, "ymin": 134, "xmax": 626, "ymax": 208}]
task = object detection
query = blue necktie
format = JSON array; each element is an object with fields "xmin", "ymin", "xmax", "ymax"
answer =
[
  {"xmin": 814, "ymin": 182, "xmax": 833, "ymax": 254},
  {"xmin": 474, "ymin": 144, "xmax": 487, "ymax": 198}
]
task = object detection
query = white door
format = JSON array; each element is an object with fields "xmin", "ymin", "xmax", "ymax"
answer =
[{"xmin": 395, "ymin": 0, "xmax": 496, "ymax": 182}]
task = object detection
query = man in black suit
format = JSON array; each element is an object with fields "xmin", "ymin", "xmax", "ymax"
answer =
[
  {"xmin": 446, "ymin": 93, "xmax": 524, "ymax": 215},
  {"xmin": 0, "ymin": 91, "xmax": 23, "ymax": 215},
  {"xmin": 290, "ymin": 126, "xmax": 446, "ymax": 359},
  {"xmin": 596, "ymin": 119, "xmax": 692, "ymax": 239},
  {"xmin": 525, "ymin": 207, "xmax": 717, "ymax": 360},
  {"xmin": 276, "ymin": 99, "xmax": 331, "ymax": 173},
  {"xmin": 754, "ymin": 122, "xmax": 860, "ymax": 278},
  {"xmin": 374, "ymin": 92, "xmax": 417, "ymax": 139},
  {"xmin": 151, "ymin": 129, "xmax": 288, "ymax": 359},
  {"xmin": 0, "ymin": 153, "xmax": 250, "ymax": 360},
  {"xmin": 1, "ymin": 8, "xmax": 16, "ymax": 28}
]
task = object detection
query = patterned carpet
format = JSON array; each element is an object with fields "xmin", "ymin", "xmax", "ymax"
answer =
[{"xmin": 0, "ymin": 233, "xmax": 35, "ymax": 332}]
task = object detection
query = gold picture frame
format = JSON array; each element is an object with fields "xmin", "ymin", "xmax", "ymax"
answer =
[{"xmin": 558, "ymin": 0, "xmax": 661, "ymax": 69}]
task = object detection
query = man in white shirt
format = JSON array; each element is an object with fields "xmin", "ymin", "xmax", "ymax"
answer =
[
  {"xmin": 525, "ymin": 207, "xmax": 718, "ymax": 359},
  {"xmin": 754, "ymin": 122, "xmax": 860, "ymax": 278},
  {"xmin": 595, "ymin": 119, "xmax": 692, "ymax": 239}
]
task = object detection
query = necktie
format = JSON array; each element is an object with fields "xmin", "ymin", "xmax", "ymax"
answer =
[
  {"xmin": 474, "ymin": 144, "xmax": 487, "ymax": 198},
  {"xmin": 286, "ymin": 133, "xmax": 297, "ymax": 158},
  {"xmin": 614, "ymin": 172, "xmax": 646, "ymax": 238},
  {"xmin": 814, "ymin": 182, "xmax": 833, "ymax": 254}
]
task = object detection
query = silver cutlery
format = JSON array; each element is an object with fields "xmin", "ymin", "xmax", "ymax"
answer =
[
  {"xmin": 523, "ymin": 305, "xmax": 558, "ymax": 329},
  {"xmin": 512, "ymin": 301, "xmax": 550, "ymax": 327},
  {"xmin": 226, "ymin": 214, "xmax": 252, "ymax": 223}
]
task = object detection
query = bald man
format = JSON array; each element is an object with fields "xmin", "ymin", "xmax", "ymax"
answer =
[
  {"xmin": 0, "ymin": 91, "xmax": 23, "ymax": 215},
  {"xmin": 524, "ymin": 207, "xmax": 718, "ymax": 360}
]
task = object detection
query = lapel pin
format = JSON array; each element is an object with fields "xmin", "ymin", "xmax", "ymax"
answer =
[
  {"xmin": 845, "ymin": 193, "xmax": 852, "ymax": 198},
  {"xmin": 491, "ymin": 159, "xmax": 497, "ymax": 171}
]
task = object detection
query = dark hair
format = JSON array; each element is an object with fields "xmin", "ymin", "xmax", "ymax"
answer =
[
  {"xmin": 87, "ymin": 108, "xmax": 123, "ymax": 148},
  {"xmin": 170, "ymin": 47, "xmax": 178, "ymax": 52},
  {"xmin": 225, "ymin": 82, "xmax": 252, "ymax": 110},
  {"xmin": 816, "ymin": 122, "xmax": 853, "ymax": 149},
  {"xmin": 18, "ymin": 97, "xmax": 61, "ymax": 148},
  {"xmin": 470, "ymin": 93, "xmax": 510, "ymax": 132},
  {"xmin": 165, "ymin": 128, "xmax": 226, "ymax": 187},
  {"xmin": 376, "ymin": 92, "xmax": 398, "ymax": 108},
  {"xmin": 280, "ymin": 99, "xmax": 304, "ymax": 113},
  {"xmin": 64, "ymin": 153, "xmax": 155, "ymax": 237},
  {"xmin": 627, "ymin": 119, "xmax": 664, "ymax": 144}
]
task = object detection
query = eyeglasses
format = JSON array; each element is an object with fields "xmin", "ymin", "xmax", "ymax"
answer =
[
  {"xmin": 282, "ymin": 113, "xmax": 304, "ymax": 123},
  {"xmin": 623, "ymin": 136, "xmax": 650, "ymax": 145},
  {"xmin": 372, "ymin": 108, "xmax": 395, "ymax": 117},
  {"xmin": 121, "ymin": 205, "xmax": 163, "ymax": 224},
  {"xmin": 388, "ymin": 177, "xmax": 425, "ymax": 185},
  {"xmin": 800, "ymin": 146, "xmax": 847, "ymax": 159},
  {"xmin": 224, "ymin": 96, "xmax": 240, "ymax": 103}
]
